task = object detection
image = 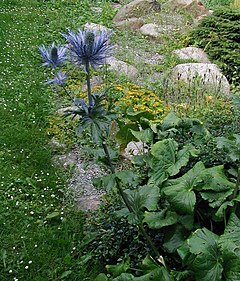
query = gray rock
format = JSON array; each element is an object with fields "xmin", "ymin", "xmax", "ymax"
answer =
[
  {"xmin": 140, "ymin": 23, "xmax": 159, "ymax": 38},
  {"xmin": 106, "ymin": 57, "xmax": 138, "ymax": 78},
  {"xmin": 172, "ymin": 63, "xmax": 230, "ymax": 95},
  {"xmin": 173, "ymin": 47, "xmax": 211, "ymax": 63},
  {"xmin": 114, "ymin": 17, "xmax": 144, "ymax": 31},
  {"xmin": 83, "ymin": 23, "xmax": 112, "ymax": 34},
  {"xmin": 140, "ymin": 23, "xmax": 175, "ymax": 38},
  {"xmin": 113, "ymin": 0, "xmax": 160, "ymax": 22},
  {"xmin": 123, "ymin": 141, "xmax": 148, "ymax": 159}
]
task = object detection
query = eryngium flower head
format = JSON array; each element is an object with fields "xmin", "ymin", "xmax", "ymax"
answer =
[
  {"xmin": 39, "ymin": 42, "xmax": 67, "ymax": 68},
  {"xmin": 62, "ymin": 29, "xmax": 112, "ymax": 69},
  {"xmin": 45, "ymin": 71, "xmax": 68, "ymax": 86}
]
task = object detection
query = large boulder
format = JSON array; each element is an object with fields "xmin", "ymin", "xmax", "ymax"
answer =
[
  {"xmin": 168, "ymin": 0, "xmax": 209, "ymax": 18},
  {"xmin": 173, "ymin": 47, "xmax": 211, "ymax": 63},
  {"xmin": 106, "ymin": 57, "xmax": 138, "ymax": 78},
  {"xmin": 172, "ymin": 63, "xmax": 230, "ymax": 95},
  {"xmin": 113, "ymin": 0, "xmax": 160, "ymax": 22}
]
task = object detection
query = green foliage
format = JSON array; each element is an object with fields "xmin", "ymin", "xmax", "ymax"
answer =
[
  {"xmin": 217, "ymin": 134, "xmax": 240, "ymax": 162},
  {"xmin": 93, "ymin": 111, "xmax": 240, "ymax": 280},
  {"xmin": 185, "ymin": 7, "xmax": 240, "ymax": 88},
  {"xmin": 201, "ymin": 0, "xmax": 233, "ymax": 9}
]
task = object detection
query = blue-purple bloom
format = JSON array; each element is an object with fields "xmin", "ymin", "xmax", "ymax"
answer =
[
  {"xmin": 61, "ymin": 29, "xmax": 112, "ymax": 69},
  {"xmin": 45, "ymin": 71, "xmax": 68, "ymax": 86},
  {"xmin": 39, "ymin": 42, "xmax": 67, "ymax": 68}
]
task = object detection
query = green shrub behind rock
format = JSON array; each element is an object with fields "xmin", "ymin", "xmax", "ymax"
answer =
[{"xmin": 185, "ymin": 7, "xmax": 240, "ymax": 88}]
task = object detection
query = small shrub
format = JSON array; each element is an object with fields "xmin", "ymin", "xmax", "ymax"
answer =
[{"xmin": 184, "ymin": 7, "xmax": 240, "ymax": 88}]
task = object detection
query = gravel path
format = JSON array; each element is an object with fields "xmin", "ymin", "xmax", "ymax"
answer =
[{"xmin": 56, "ymin": 146, "xmax": 106, "ymax": 211}]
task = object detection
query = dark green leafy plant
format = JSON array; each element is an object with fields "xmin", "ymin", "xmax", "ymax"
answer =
[
  {"xmin": 94, "ymin": 112, "xmax": 240, "ymax": 280},
  {"xmin": 184, "ymin": 7, "xmax": 240, "ymax": 88}
]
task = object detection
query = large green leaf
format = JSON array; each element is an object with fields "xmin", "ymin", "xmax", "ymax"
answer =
[
  {"xmin": 124, "ymin": 185, "xmax": 160, "ymax": 224},
  {"xmin": 128, "ymin": 185, "xmax": 160, "ymax": 211},
  {"xmin": 163, "ymin": 162, "xmax": 205, "ymax": 214},
  {"xmin": 130, "ymin": 128, "xmax": 153, "ymax": 144},
  {"xmin": 163, "ymin": 182, "xmax": 196, "ymax": 214},
  {"xmin": 161, "ymin": 111, "xmax": 181, "ymax": 130},
  {"xmin": 219, "ymin": 213, "xmax": 240, "ymax": 255},
  {"xmin": 148, "ymin": 139, "xmax": 198, "ymax": 186},
  {"xmin": 188, "ymin": 228, "xmax": 219, "ymax": 255},
  {"xmin": 221, "ymin": 252, "xmax": 240, "ymax": 281},
  {"xmin": 116, "ymin": 122, "xmax": 139, "ymax": 150},
  {"xmin": 106, "ymin": 257, "xmax": 130, "ymax": 278},
  {"xmin": 116, "ymin": 170, "xmax": 140, "ymax": 187},
  {"xmin": 196, "ymin": 165, "xmax": 235, "ymax": 214},
  {"xmin": 199, "ymin": 165, "xmax": 235, "ymax": 192},
  {"xmin": 187, "ymin": 228, "xmax": 223, "ymax": 281},
  {"xmin": 143, "ymin": 210, "xmax": 178, "ymax": 229},
  {"xmin": 200, "ymin": 189, "xmax": 234, "ymax": 208},
  {"xmin": 192, "ymin": 251, "xmax": 223, "ymax": 281},
  {"xmin": 215, "ymin": 195, "xmax": 240, "ymax": 219},
  {"xmin": 147, "ymin": 156, "xmax": 169, "ymax": 186},
  {"xmin": 163, "ymin": 224, "xmax": 188, "ymax": 253},
  {"xmin": 217, "ymin": 134, "xmax": 240, "ymax": 162}
]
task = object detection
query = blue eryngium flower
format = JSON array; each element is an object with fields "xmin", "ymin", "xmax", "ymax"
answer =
[
  {"xmin": 62, "ymin": 29, "xmax": 112, "ymax": 70},
  {"xmin": 45, "ymin": 71, "xmax": 68, "ymax": 86},
  {"xmin": 39, "ymin": 42, "xmax": 67, "ymax": 68}
]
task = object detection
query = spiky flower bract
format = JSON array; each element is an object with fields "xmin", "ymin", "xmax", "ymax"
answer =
[
  {"xmin": 45, "ymin": 71, "xmax": 68, "ymax": 86},
  {"xmin": 62, "ymin": 29, "xmax": 112, "ymax": 70},
  {"xmin": 39, "ymin": 42, "xmax": 67, "ymax": 68}
]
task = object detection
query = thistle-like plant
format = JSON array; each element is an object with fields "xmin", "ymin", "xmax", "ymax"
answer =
[
  {"xmin": 39, "ymin": 42, "xmax": 67, "ymax": 68},
  {"xmin": 40, "ymin": 28, "xmax": 169, "ymax": 273},
  {"xmin": 62, "ymin": 29, "xmax": 112, "ymax": 106}
]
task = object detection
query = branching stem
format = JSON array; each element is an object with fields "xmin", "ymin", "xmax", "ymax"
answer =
[{"xmin": 101, "ymin": 140, "xmax": 168, "ymax": 270}]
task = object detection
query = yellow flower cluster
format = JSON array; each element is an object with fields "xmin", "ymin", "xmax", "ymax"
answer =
[
  {"xmin": 113, "ymin": 83, "xmax": 169, "ymax": 121},
  {"xmin": 68, "ymin": 82, "xmax": 170, "ymax": 123}
]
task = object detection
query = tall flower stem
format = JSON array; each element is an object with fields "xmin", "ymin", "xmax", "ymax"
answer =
[
  {"xmin": 232, "ymin": 166, "xmax": 240, "ymax": 214},
  {"xmin": 85, "ymin": 60, "xmax": 93, "ymax": 106},
  {"xmin": 101, "ymin": 140, "xmax": 168, "ymax": 270}
]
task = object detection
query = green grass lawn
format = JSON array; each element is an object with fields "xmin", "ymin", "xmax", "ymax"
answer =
[{"xmin": 0, "ymin": 0, "xmax": 114, "ymax": 280}]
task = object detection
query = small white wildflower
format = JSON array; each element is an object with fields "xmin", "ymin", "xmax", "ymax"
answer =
[{"xmin": 25, "ymin": 266, "xmax": 29, "ymax": 269}]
